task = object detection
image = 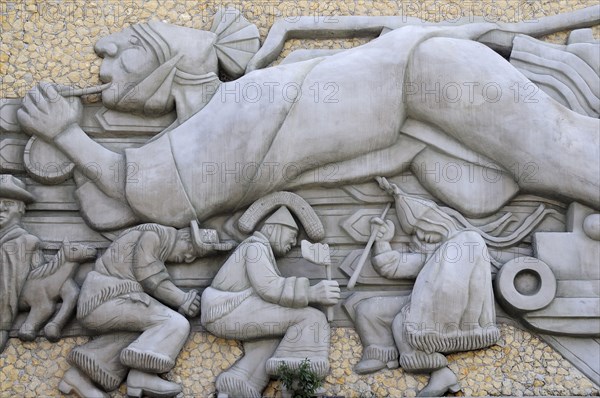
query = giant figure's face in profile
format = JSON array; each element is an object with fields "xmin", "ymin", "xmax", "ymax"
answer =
[{"xmin": 94, "ymin": 27, "xmax": 160, "ymax": 109}]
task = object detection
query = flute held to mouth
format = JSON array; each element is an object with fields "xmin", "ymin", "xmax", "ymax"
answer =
[{"xmin": 56, "ymin": 83, "xmax": 111, "ymax": 97}]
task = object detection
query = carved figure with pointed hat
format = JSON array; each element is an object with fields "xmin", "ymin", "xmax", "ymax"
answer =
[
  {"xmin": 353, "ymin": 178, "xmax": 500, "ymax": 397},
  {"xmin": 201, "ymin": 193, "xmax": 339, "ymax": 397}
]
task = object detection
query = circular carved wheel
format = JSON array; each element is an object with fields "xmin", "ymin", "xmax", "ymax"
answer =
[
  {"xmin": 494, "ymin": 257, "xmax": 557, "ymax": 313},
  {"xmin": 24, "ymin": 137, "xmax": 74, "ymax": 184}
]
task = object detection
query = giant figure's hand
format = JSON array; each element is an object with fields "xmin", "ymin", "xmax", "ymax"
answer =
[
  {"xmin": 370, "ymin": 217, "xmax": 395, "ymax": 243},
  {"xmin": 178, "ymin": 289, "xmax": 200, "ymax": 317},
  {"xmin": 308, "ymin": 280, "xmax": 340, "ymax": 305},
  {"xmin": 17, "ymin": 83, "xmax": 83, "ymax": 141}
]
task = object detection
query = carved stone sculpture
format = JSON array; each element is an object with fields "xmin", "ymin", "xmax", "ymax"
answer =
[
  {"xmin": 18, "ymin": 240, "xmax": 97, "ymax": 342},
  {"xmin": 509, "ymin": 28, "xmax": 599, "ymax": 118},
  {"xmin": 1, "ymin": 4, "xmax": 599, "ymax": 396},
  {"xmin": 496, "ymin": 202, "xmax": 600, "ymax": 336},
  {"xmin": 60, "ymin": 221, "xmax": 232, "ymax": 398},
  {"xmin": 0, "ymin": 174, "xmax": 41, "ymax": 351},
  {"xmin": 15, "ymin": 8, "xmax": 600, "ymax": 233},
  {"xmin": 352, "ymin": 178, "xmax": 500, "ymax": 396},
  {"xmin": 1, "ymin": 175, "xmax": 100, "ymax": 349},
  {"xmin": 201, "ymin": 194, "xmax": 339, "ymax": 398}
]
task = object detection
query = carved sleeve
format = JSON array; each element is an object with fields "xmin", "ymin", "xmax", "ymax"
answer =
[
  {"xmin": 132, "ymin": 232, "xmax": 171, "ymax": 291},
  {"xmin": 246, "ymin": 242, "xmax": 310, "ymax": 308},
  {"xmin": 372, "ymin": 248, "xmax": 425, "ymax": 280}
]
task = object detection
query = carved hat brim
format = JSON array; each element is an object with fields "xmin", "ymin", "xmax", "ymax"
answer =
[
  {"xmin": 238, "ymin": 191, "xmax": 325, "ymax": 241},
  {"xmin": 189, "ymin": 220, "xmax": 235, "ymax": 255},
  {"xmin": 0, "ymin": 174, "xmax": 35, "ymax": 203}
]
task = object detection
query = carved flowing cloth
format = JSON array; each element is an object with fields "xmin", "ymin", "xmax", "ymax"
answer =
[
  {"xmin": 122, "ymin": 24, "xmax": 598, "ymax": 227},
  {"xmin": 357, "ymin": 231, "xmax": 499, "ymax": 371}
]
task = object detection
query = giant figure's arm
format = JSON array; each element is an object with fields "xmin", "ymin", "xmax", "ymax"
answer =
[
  {"xmin": 55, "ymin": 125, "xmax": 126, "ymax": 201},
  {"xmin": 17, "ymin": 84, "xmax": 127, "ymax": 201}
]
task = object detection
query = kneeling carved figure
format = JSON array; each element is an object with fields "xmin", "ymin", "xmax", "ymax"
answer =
[{"xmin": 354, "ymin": 178, "xmax": 500, "ymax": 397}]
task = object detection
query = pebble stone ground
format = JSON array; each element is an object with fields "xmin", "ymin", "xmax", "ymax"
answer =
[{"xmin": 1, "ymin": 325, "xmax": 598, "ymax": 397}]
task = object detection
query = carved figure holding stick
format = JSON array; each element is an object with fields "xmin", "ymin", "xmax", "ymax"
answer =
[{"xmin": 352, "ymin": 177, "xmax": 499, "ymax": 396}]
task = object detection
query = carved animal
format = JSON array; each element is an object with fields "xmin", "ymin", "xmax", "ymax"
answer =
[{"xmin": 18, "ymin": 241, "xmax": 97, "ymax": 342}]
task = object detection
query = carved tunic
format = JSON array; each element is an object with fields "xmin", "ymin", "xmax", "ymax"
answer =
[
  {"xmin": 373, "ymin": 230, "xmax": 499, "ymax": 353},
  {"xmin": 0, "ymin": 225, "xmax": 41, "ymax": 332},
  {"xmin": 202, "ymin": 231, "xmax": 309, "ymax": 324},
  {"xmin": 77, "ymin": 225, "xmax": 176, "ymax": 319}
]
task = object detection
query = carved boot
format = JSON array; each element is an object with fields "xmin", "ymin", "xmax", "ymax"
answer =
[
  {"xmin": 216, "ymin": 368, "xmax": 262, "ymax": 398},
  {"xmin": 354, "ymin": 345, "xmax": 399, "ymax": 374},
  {"xmin": 126, "ymin": 369, "xmax": 181, "ymax": 398},
  {"xmin": 58, "ymin": 367, "xmax": 109, "ymax": 398},
  {"xmin": 417, "ymin": 367, "xmax": 460, "ymax": 397}
]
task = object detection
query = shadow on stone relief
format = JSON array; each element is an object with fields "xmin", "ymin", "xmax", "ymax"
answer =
[{"xmin": 1, "ymin": 5, "xmax": 599, "ymax": 397}]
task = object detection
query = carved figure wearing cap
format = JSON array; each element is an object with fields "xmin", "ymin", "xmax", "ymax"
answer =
[
  {"xmin": 0, "ymin": 174, "xmax": 42, "ymax": 351},
  {"xmin": 59, "ymin": 221, "xmax": 233, "ymax": 398},
  {"xmin": 201, "ymin": 193, "xmax": 339, "ymax": 398},
  {"xmin": 353, "ymin": 178, "xmax": 500, "ymax": 397}
]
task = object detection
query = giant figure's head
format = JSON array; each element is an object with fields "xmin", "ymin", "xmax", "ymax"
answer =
[
  {"xmin": 94, "ymin": 22, "xmax": 219, "ymax": 115},
  {"xmin": 93, "ymin": 9, "xmax": 259, "ymax": 116}
]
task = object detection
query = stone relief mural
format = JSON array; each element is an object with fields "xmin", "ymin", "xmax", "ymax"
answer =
[{"xmin": 0, "ymin": 5, "xmax": 599, "ymax": 397}]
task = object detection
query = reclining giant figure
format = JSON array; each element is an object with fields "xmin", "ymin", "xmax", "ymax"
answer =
[{"xmin": 16, "ymin": 8, "xmax": 600, "ymax": 231}]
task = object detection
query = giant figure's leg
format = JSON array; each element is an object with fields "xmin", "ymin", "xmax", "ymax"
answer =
[{"xmin": 406, "ymin": 37, "xmax": 600, "ymax": 209}]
